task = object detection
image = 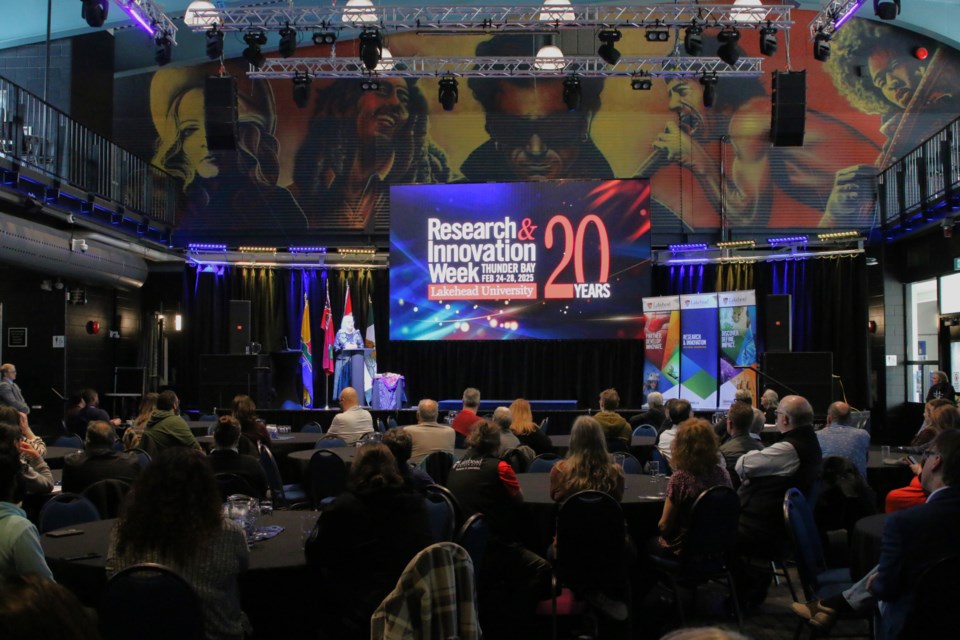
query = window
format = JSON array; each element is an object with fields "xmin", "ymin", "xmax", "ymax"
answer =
[{"xmin": 906, "ymin": 279, "xmax": 939, "ymax": 402}]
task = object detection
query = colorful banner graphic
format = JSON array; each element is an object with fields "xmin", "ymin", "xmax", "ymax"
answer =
[
  {"xmin": 679, "ymin": 293, "xmax": 720, "ymax": 410},
  {"xmin": 641, "ymin": 296, "xmax": 681, "ymax": 401},
  {"xmin": 718, "ymin": 290, "xmax": 758, "ymax": 409}
]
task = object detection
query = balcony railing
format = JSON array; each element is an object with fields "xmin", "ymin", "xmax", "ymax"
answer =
[{"xmin": 0, "ymin": 75, "xmax": 176, "ymax": 226}]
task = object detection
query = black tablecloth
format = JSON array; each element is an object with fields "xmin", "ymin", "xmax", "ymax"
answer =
[
  {"xmin": 866, "ymin": 446, "xmax": 915, "ymax": 506},
  {"xmin": 43, "ymin": 446, "xmax": 81, "ymax": 470},
  {"xmin": 288, "ymin": 447, "xmax": 469, "ymax": 482},
  {"xmin": 549, "ymin": 434, "xmax": 655, "ymax": 457},
  {"xmin": 851, "ymin": 513, "xmax": 886, "ymax": 581}
]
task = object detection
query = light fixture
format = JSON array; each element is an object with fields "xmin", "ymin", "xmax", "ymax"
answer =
[
  {"xmin": 767, "ymin": 235, "xmax": 808, "ymax": 246},
  {"xmin": 817, "ymin": 230, "xmax": 860, "ymax": 241},
  {"xmin": 716, "ymin": 239, "xmax": 756, "ymax": 249},
  {"xmin": 669, "ymin": 243, "xmax": 708, "ymax": 253},
  {"xmin": 278, "ymin": 25, "xmax": 297, "ymax": 58},
  {"xmin": 562, "ymin": 76, "xmax": 581, "ymax": 111},
  {"xmin": 185, "ymin": 1, "xmax": 218, "ymax": 27},
  {"xmin": 874, "ymin": 0, "xmax": 900, "ymax": 21},
  {"xmin": 597, "ymin": 29, "xmax": 622, "ymax": 65},
  {"xmin": 174, "ymin": 314, "xmax": 183, "ymax": 332},
  {"xmin": 699, "ymin": 73, "xmax": 718, "ymax": 108},
  {"xmin": 759, "ymin": 24, "xmax": 778, "ymax": 57},
  {"xmin": 631, "ymin": 75, "xmax": 653, "ymax": 91},
  {"xmin": 359, "ymin": 29, "xmax": 383, "ymax": 71},
  {"xmin": 645, "ymin": 29, "xmax": 670, "ymax": 42},
  {"xmin": 374, "ymin": 47, "xmax": 395, "ymax": 72},
  {"xmin": 343, "ymin": 0, "xmax": 378, "ymax": 25},
  {"xmin": 313, "ymin": 32, "xmax": 337, "ymax": 46},
  {"xmin": 438, "ymin": 76, "xmax": 458, "ymax": 112},
  {"xmin": 539, "ymin": 0, "xmax": 575, "ymax": 23},
  {"xmin": 205, "ymin": 28, "xmax": 224, "ymax": 59},
  {"xmin": 535, "ymin": 44, "xmax": 566, "ymax": 71},
  {"xmin": 292, "ymin": 72, "xmax": 312, "ymax": 109},
  {"xmin": 913, "ymin": 46, "xmax": 929, "ymax": 61},
  {"xmin": 242, "ymin": 31, "xmax": 268, "ymax": 69},
  {"xmin": 717, "ymin": 28, "xmax": 741, "ymax": 66},
  {"xmin": 238, "ymin": 246, "xmax": 277, "ymax": 253},
  {"xmin": 361, "ymin": 78, "xmax": 381, "ymax": 92},
  {"xmin": 684, "ymin": 24, "xmax": 703, "ymax": 56},
  {"xmin": 814, "ymin": 31, "xmax": 831, "ymax": 62},
  {"xmin": 154, "ymin": 32, "xmax": 172, "ymax": 66},
  {"xmin": 187, "ymin": 243, "xmax": 227, "ymax": 252},
  {"xmin": 81, "ymin": 0, "xmax": 109, "ymax": 28}
]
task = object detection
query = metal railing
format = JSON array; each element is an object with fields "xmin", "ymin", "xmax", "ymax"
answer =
[
  {"xmin": 878, "ymin": 115, "xmax": 960, "ymax": 231},
  {"xmin": 0, "ymin": 75, "xmax": 176, "ymax": 225}
]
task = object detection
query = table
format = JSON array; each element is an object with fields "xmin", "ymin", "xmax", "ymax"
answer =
[
  {"xmin": 851, "ymin": 513, "xmax": 886, "ymax": 581},
  {"xmin": 288, "ymin": 447, "xmax": 470, "ymax": 483},
  {"xmin": 549, "ymin": 434, "xmax": 655, "ymax": 457},
  {"xmin": 866, "ymin": 446, "xmax": 915, "ymax": 506},
  {"xmin": 44, "ymin": 446, "xmax": 82, "ymax": 470}
]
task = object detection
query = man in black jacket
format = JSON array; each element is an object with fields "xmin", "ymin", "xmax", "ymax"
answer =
[
  {"xmin": 62, "ymin": 421, "xmax": 141, "ymax": 493},
  {"xmin": 207, "ymin": 416, "xmax": 268, "ymax": 499}
]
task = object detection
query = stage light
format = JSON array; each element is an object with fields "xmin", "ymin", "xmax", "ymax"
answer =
[
  {"xmin": 913, "ymin": 46, "xmax": 929, "ymax": 61},
  {"xmin": 205, "ymin": 28, "xmax": 224, "ymax": 60},
  {"xmin": 313, "ymin": 32, "xmax": 337, "ymax": 46},
  {"xmin": 645, "ymin": 29, "xmax": 670, "ymax": 42},
  {"xmin": 185, "ymin": 1, "xmax": 218, "ymax": 27},
  {"xmin": 242, "ymin": 31, "xmax": 268, "ymax": 69},
  {"xmin": 154, "ymin": 32, "xmax": 172, "ymax": 66},
  {"xmin": 817, "ymin": 230, "xmax": 860, "ymax": 241},
  {"xmin": 361, "ymin": 78, "xmax": 381, "ymax": 92},
  {"xmin": 563, "ymin": 76, "xmax": 581, "ymax": 111},
  {"xmin": 716, "ymin": 240, "xmax": 756, "ymax": 249},
  {"xmin": 597, "ymin": 29, "xmax": 622, "ymax": 65},
  {"xmin": 669, "ymin": 243, "xmax": 708, "ymax": 253},
  {"xmin": 631, "ymin": 76, "xmax": 653, "ymax": 91},
  {"xmin": 684, "ymin": 24, "xmax": 703, "ymax": 56},
  {"xmin": 81, "ymin": 0, "xmax": 109, "ymax": 28},
  {"xmin": 359, "ymin": 29, "xmax": 383, "ymax": 71},
  {"xmin": 699, "ymin": 73, "xmax": 718, "ymax": 108},
  {"xmin": 438, "ymin": 76, "xmax": 458, "ymax": 112},
  {"xmin": 874, "ymin": 0, "xmax": 900, "ymax": 21},
  {"xmin": 292, "ymin": 72, "xmax": 312, "ymax": 109},
  {"xmin": 767, "ymin": 235, "xmax": 808, "ymax": 246},
  {"xmin": 535, "ymin": 44, "xmax": 566, "ymax": 70},
  {"xmin": 278, "ymin": 25, "xmax": 297, "ymax": 58},
  {"xmin": 716, "ymin": 28, "xmax": 741, "ymax": 66},
  {"xmin": 759, "ymin": 25, "xmax": 778, "ymax": 57},
  {"xmin": 814, "ymin": 31, "xmax": 831, "ymax": 62}
]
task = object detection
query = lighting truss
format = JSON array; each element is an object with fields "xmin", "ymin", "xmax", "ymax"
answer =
[
  {"xmin": 248, "ymin": 55, "xmax": 765, "ymax": 79},
  {"xmin": 186, "ymin": 4, "xmax": 792, "ymax": 34},
  {"xmin": 115, "ymin": 0, "xmax": 179, "ymax": 43},
  {"xmin": 807, "ymin": 0, "xmax": 866, "ymax": 40}
]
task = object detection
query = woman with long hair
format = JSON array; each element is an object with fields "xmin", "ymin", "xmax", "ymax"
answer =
[
  {"xmin": 550, "ymin": 415, "xmax": 625, "ymax": 503},
  {"xmin": 107, "ymin": 448, "xmax": 250, "ymax": 639},
  {"xmin": 509, "ymin": 398, "xmax": 553, "ymax": 456},
  {"xmin": 122, "ymin": 392, "xmax": 158, "ymax": 450},
  {"xmin": 231, "ymin": 394, "xmax": 270, "ymax": 456},
  {"xmin": 911, "ymin": 402, "xmax": 959, "ymax": 449}
]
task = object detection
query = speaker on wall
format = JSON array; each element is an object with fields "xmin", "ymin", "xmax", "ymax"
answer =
[
  {"xmin": 204, "ymin": 75, "xmax": 237, "ymax": 151},
  {"xmin": 765, "ymin": 294, "xmax": 792, "ymax": 353},
  {"xmin": 228, "ymin": 300, "xmax": 251, "ymax": 355},
  {"xmin": 761, "ymin": 352, "xmax": 835, "ymax": 414},
  {"xmin": 770, "ymin": 70, "xmax": 806, "ymax": 147}
]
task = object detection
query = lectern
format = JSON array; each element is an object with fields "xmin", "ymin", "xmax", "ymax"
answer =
[{"xmin": 341, "ymin": 348, "xmax": 373, "ymax": 400}]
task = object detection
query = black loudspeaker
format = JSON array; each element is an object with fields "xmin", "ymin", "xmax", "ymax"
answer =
[
  {"xmin": 761, "ymin": 352, "xmax": 835, "ymax": 414},
  {"xmin": 770, "ymin": 70, "xmax": 806, "ymax": 147},
  {"xmin": 228, "ymin": 300, "xmax": 251, "ymax": 355},
  {"xmin": 765, "ymin": 294, "xmax": 792, "ymax": 353},
  {"xmin": 204, "ymin": 76, "xmax": 237, "ymax": 151}
]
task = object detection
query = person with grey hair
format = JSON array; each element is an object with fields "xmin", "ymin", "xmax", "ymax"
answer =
[
  {"xmin": 62, "ymin": 420, "xmax": 141, "ymax": 494},
  {"xmin": 631, "ymin": 391, "xmax": 667, "ymax": 432},
  {"xmin": 760, "ymin": 389, "xmax": 779, "ymax": 424},
  {"xmin": 0, "ymin": 364, "xmax": 29, "ymax": 415},
  {"xmin": 817, "ymin": 401, "xmax": 871, "ymax": 479},
  {"xmin": 451, "ymin": 387, "xmax": 481, "ymax": 440},
  {"xmin": 404, "ymin": 398, "xmax": 455, "ymax": 465},
  {"xmin": 493, "ymin": 406, "xmax": 521, "ymax": 452},
  {"xmin": 927, "ymin": 370, "xmax": 956, "ymax": 403}
]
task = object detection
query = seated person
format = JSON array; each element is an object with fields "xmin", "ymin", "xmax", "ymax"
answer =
[
  {"xmin": 719, "ymin": 402, "xmax": 763, "ymax": 473},
  {"xmin": 206, "ymin": 416, "xmax": 269, "ymax": 499},
  {"xmin": 327, "ymin": 387, "xmax": 374, "ymax": 445},
  {"xmin": 62, "ymin": 420, "xmax": 141, "ymax": 494},
  {"xmin": 122, "ymin": 392, "xmax": 158, "ymax": 451},
  {"xmin": 0, "ymin": 441, "xmax": 54, "ymax": 581},
  {"xmin": 403, "ymin": 399, "xmax": 455, "ymax": 464},
  {"xmin": 909, "ymin": 400, "xmax": 957, "ymax": 450},
  {"xmin": 593, "ymin": 388, "xmax": 632, "ymax": 450},
  {"xmin": 141, "ymin": 391, "xmax": 202, "ymax": 454},
  {"xmin": 760, "ymin": 389, "xmax": 779, "ymax": 425},
  {"xmin": 0, "ymin": 416, "xmax": 52, "ymax": 495},
  {"xmin": 657, "ymin": 398, "xmax": 693, "ymax": 465},
  {"xmin": 450, "ymin": 387, "xmax": 481, "ymax": 441},
  {"xmin": 231, "ymin": 394, "xmax": 271, "ymax": 456},
  {"xmin": 629, "ymin": 391, "xmax": 667, "ymax": 431},
  {"xmin": 550, "ymin": 416, "xmax": 624, "ymax": 503},
  {"xmin": 0, "ymin": 574, "xmax": 100, "ymax": 638},
  {"xmin": 382, "ymin": 428, "xmax": 434, "ymax": 491},
  {"xmin": 888, "ymin": 405, "xmax": 960, "ymax": 513},
  {"xmin": 66, "ymin": 389, "xmax": 121, "ymax": 439},
  {"xmin": 817, "ymin": 401, "xmax": 871, "ymax": 479},
  {"xmin": 492, "ymin": 406, "xmax": 521, "ymax": 453},
  {"xmin": 508, "ymin": 398, "xmax": 553, "ymax": 456}
]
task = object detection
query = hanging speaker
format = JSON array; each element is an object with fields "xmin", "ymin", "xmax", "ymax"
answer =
[
  {"xmin": 770, "ymin": 70, "xmax": 806, "ymax": 147},
  {"xmin": 204, "ymin": 76, "xmax": 238, "ymax": 151}
]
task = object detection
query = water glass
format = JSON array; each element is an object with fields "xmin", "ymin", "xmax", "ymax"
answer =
[
  {"xmin": 259, "ymin": 499, "xmax": 273, "ymax": 517},
  {"xmin": 300, "ymin": 514, "xmax": 317, "ymax": 549},
  {"xmin": 882, "ymin": 445, "xmax": 891, "ymax": 463},
  {"xmin": 648, "ymin": 460, "xmax": 660, "ymax": 477}
]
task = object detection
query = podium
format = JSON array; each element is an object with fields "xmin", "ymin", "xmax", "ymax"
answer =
[{"xmin": 341, "ymin": 349, "xmax": 373, "ymax": 398}]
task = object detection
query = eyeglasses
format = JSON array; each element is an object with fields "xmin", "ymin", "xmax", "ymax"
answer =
[{"xmin": 922, "ymin": 449, "xmax": 941, "ymax": 460}]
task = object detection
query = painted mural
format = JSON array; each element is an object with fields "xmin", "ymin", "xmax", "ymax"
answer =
[{"xmin": 110, "ymin": 14, "xmax": 960, "ymax": 246}]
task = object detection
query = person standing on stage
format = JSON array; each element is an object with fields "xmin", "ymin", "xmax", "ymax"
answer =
[
  {"xmin": 333, "ymin": 315, "xmax": 365, "ymax": 399},
  {"xmin": 0, "ymin": 364, "xmax": 30, "ymax": 415}
]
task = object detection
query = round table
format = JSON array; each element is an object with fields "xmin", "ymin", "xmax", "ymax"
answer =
[
  {"xmin": 288, "ymin": 447, "xmax": 469, "ymax": 482},
  {"xmin": 43, "ymin": 446, "xmax": 82, "ymax": 470},
  {"xmin": 199, "ymin": 433, "xmax": 325, "ymax": 483},
  {"xmin": 851, "ymin": 513, "xmax": 886, "ymax": 581},
  {"xmin": 866, "ymin": 446, "xmax": 915, "ymax": 506}
]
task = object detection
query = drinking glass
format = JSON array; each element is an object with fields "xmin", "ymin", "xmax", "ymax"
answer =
[
  {"xmin": 882, "ymin": 445, "xmax": 891, "ymax": 463},
  {"xmin": 648, "ymin": 460, "xmax": 660, "ymax": 476},
  {"xmin": 300, "ymin": 514, "xmax": 317, "ymax": 549},
  {"xmin": 259, "ymin": 499, "xmax": 273, "ymax": 517}
]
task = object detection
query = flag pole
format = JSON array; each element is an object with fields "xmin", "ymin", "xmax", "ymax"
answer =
[{"xmin": 324, "ymin": 372, "xmax": 330, "ymax": 409}]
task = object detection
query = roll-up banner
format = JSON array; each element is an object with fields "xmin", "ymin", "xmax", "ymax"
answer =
[
  {"xmin": 718, "ymin": 290, "xmax": 758, "ymax": 409},
  {"xmin": 679, "ymin": 293, "xmax": 720, "ymax": 410},
  {"xmin": 641, "ymin": 296, "xmax": 681, "ymax": 401}
]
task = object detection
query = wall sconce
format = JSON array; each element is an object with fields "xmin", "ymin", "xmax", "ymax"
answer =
[{"xmin": 175, "ymin": 314, "xmax": 183, "ymax": 332}]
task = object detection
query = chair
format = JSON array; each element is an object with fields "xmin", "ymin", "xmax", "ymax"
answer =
[
  {"xmin": 129, "ymin": 448, "xmax": 152, "ymax": 468},
  {"xmin": 648, "ymin": 447, "xmax": 673, "ymax": 476},
  {"xmin": 38, "ymin": 493, "xmax": 101, "ymax": 534},
  {"xmin": 301, "ymin": 422, "xmax": 323, "ymax": 433},
  {"xmin": 387, "ymin": 417, "xmax": 398, "ymax": 430},
  {"xmin": 500, "ymin": 447, "xmax": 531, "ymax": 474},
  {"xmin": 280, "ymin": 400, "xmax": 302, "ymax": 411},
  {"xmin": 305, "ymin": 449, "xmax": 347, "ymax": 507},
  {"xmin": 419, "ymin": 450, "xmax": 456, "ymax": 486},
  {"xmin": 315, "ymin": 435, "xmax": 346, "ymax": 449},
  {"xmin": 424, "ymin": 484, "xmax": 457, "ymax": 542},
  {"xmin": 259, "ymin": 445, "xmax": 308, "ymax": 507},
  {"xmin": 358, "ymin": 431, "xmax": 383, "ymax": 445},
  {"xmin": 52, "ymin": 433, "xmax": 84, "ymax": 449},
  {"xmin": 528, "ymin": 452, "xmax": 562, "ymax": 473},
  {"xmin": 376, "ymin": 418, "xmax": 386, "ymax": 433},
  {"xmin": 648, "ymin": 486, "xmax": 743, "ymax": 629},
  {"xmin": 539, "ymin": 417, "xmax": 550, "ymax": 434},
  {"xmin": 612, "ymin": 452, "xmax": 643, "ymax": 474},
  {"xmin": 632, "ymin": 424, "xmax": 657, "ymax": 438},
  {"xmin": 82, "ymin": 479, "xmax": 133, "ymax": 519},
  {"xmin": 213, "ymin": 472, "xmax": 260, "ymax": 501},
  {"xmin": 606, "ymin": 438, "xmax": 630, "ymax": 453},
  {"xmin": 198, "ymin": 414, "xmax": 217, "ymax": 422},
  {"xmin": 455, "ymin": 513, "xmax": 490, "ymax": 584},
  {"xmin": 424, "ymin": 483, "xmax": 464, "ymax": 532},
  {"xmin": 900, "ymin": 555, "xmax": 960, "ymax": 638},
  {"xmin": 100, "ymin": 562, "xmax": 204, "ymax": 640}
]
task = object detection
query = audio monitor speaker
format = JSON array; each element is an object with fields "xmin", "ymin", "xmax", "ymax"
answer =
[
  {"xmin": 228, "ymin": 300, "xmax": 251, "ymax": 355},
  {"xmin": 765, "ymin": 294, "xmax": 792, "ymax": 353},
  {"xmin": 761, "ymin": 352, "xmax": 835, "ymax": 414},
  {"xmin": 771, "ymin": 70, "xmax": 806, "ymax": 147},
  {"xmin": 204, "ymin": 76, "xmax": 238, "ymax": 151}
]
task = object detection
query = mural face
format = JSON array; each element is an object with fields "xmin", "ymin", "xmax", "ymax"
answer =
[{"xmin": 110, "ymin": 14, "xmax": 960, "ymax": 246}]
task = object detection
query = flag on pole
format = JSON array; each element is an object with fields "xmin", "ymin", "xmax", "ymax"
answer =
[
  {"xmin": 364, "ymin": 295, "xmax": 377, "ymax": 402},
  {"xmin": 321, "ymin": 286, "xmax": 335, "ymax": 376},
  {"xmin": 343, "ymin": 282, "xmax": 353, "ymax": 318},
  {"xmin": 365, "ymin": 296, "xmax": 376, "ymax": 349},
  {"xmin": 300, "ymin": 293, "xmax": 313, "ymax": 408}
]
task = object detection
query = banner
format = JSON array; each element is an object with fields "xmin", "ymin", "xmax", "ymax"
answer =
[
  {"xmin": 718, "ymin": 290, "xmax": 758, "ymax": 409},
  {"xmin": 679, "ymin": 293, "xmax": 720, "ymax": 410},
  {"xmin": 300, "ymin": 293, "xmax": 313, "ymax": 408},
  {"xmin": 641, "ymin": 296, "xmax": 681, "ymax": 401}
]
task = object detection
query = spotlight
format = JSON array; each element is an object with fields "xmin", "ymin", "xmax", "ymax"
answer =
[
  {"xmin": 359, "ymin": 29, "xmax": 383, "ymax": 71},
  {"xmin": 278, "ymin": 25, "xmax": 297, "ymax": 58},
  {"xmin": 154, "ymin": 32, "xmax": 172, "ymax": 66},
  {"xmin": 716, "ymin": 28, "xmax": 741, "ymax": 66},
  {"xmin": 292, "ymin": 72, "xmax": 312, "ymax": 109},
  {"xmin": 597, "ymin": 29, "xmax": 622, "ymax": 65},
  {"xmin": 684, "ymin": 24, "xmax": 703, "ymax": 56},
  {"xmin": 874, "ymin": 0, "xmax": 900, "ymax": 21},
  {"xmin": 699, "ymin": 73, "xmax": 718, "ymax": 108},
  {"xmin": 360, "ymin": 78, "xmax": 381, "ymax": 92},
  {"xmin": 313, "ymin": 32, "xmax": 337, "ymax": 46},
  {"xmin": 631, "ymin": 76, "xmax": 653, "ymax": 91},
  {"xmin": 645, "ymin": 29, "xmax": 670, "ymax": 42},
  {"xmin": 814, "ymin": 31, "xmax": 831, "ymax": 62},
  {"xmin": 438, "ymin": 76, "xmax": 458, "ymax": 112},
  {"xmin": 81, "ymin": 0, "xmax": 108, "ymax": 28},
  {"xmin": 205, "ymin": 28, "xmax": 224, "ymax": 59},
  {"xmin": 242, "ymin": 31, "xmax": 268, "ymax": 69},
  {"xmin": 563, "ymin": 76, "xmax": 581, "ymax": 111},
  {"xmin": 759, "ymin": 25, "xmax": 778, "ymax": 57},
  {"xmin": 913, "ymin": 46, "xmax": 929, "ymax": 61}
]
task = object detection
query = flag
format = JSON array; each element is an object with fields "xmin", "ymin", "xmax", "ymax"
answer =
[
  {"xmin": 300, "ymin": 293, "xmax": 313, "ymax": 408},
  {"xmin": 343, "ymin": 282, "xmax": 353, "ymax": 318},
  {"xmin": 364, "ymin": 295, "xmax": 377, "ymax": 401},
  {"xmin": 321, "ymin": 286, "xmax": 335, "ymax": 376},
  {"xmin": 365, "ymin": 296, "xmax": 376, "ymax": 349}
]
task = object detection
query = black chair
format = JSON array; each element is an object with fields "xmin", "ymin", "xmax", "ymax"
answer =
[
  {"xmin": 315, "ymin": 435, "xmax": 347, "ymax": 449},
  {"xmin": 100, "ymin": 563, "xmax": 204, "ymax": 640},
  {"xmin": 38, "ymin": 493, "xmax": 101, "ymax": 534},
  {"xmin": 648, "ymin": 485, "xmax": 743, "ymax": 629},
  {"xmin": 612, "ymin": 452, "xmax": 643, "ymax": 474},
  {"xmin": 900, "ymin": 555, "xmax": 960, "ymax": 638},
  {"xmin": 52, "ymin": 433, "xmax": 84, "ymax": 449},
  {"xmin": 648, "ymin": 447, "xmax": 673, "ymax": 476},
  {"xmin": 528, "ymin": 452, "xmax": 562, "ymax": 473},
  {"xmin": 82, "ymin": 479, "xmax": 133, "ymax": 519},
  {"xmin": 129, "ymin": 448, "xmax": 152, "ymax": 469},
  {"xmin": 424, "ymin": 484, "xmax": 457, "ymax": 542},
  {"xmin": 387, "ymin": 417, "xmax": 398, "ymax": 430},
  {"xmin": 424, "ymin": 483, "xmax": 463, "ymax": 531},
  {"xmin": 305, "ymin": 449, "xmax": 347, "ymax": 507},
  {"xmin": 632, "ymin": 424, "xmax": 657, "ymax": 438},
  {"xmin": 376, "ymin": 419, "xmax": 386, "ymax": 433},
  {"xmin": 501, "ymin": 447, "xmax": 531, "ymax": 474},
  {"xmin": 259, "ymin": 445, "xmax": 308, "ymax": 507},
  {"xmin": 539, "ymin": 417, "xmax": 550, "ymax": 434},
  {"xmin": 213, "ymin": 472, "xmax": 260, "ymax": 501},
  {"xmin": 301, "ymin": 422, "xmax": 323, "ymax": 434},
  {"xmin": 455, "ymin": 512, "xmax": 490, "ymax": 585},
  {"xmin": 419, "ymin": 450, "xmax": 456, "ymax": 486}
]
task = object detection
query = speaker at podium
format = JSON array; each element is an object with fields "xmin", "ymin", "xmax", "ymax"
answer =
[{"xmin": 336, "ymin": 348, "xmax": 374, "ymax": 402}]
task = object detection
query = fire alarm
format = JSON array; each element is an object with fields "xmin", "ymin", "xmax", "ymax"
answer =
[
  {"xmin": 913, "ymin": 46, "xmax": 929, "ymax": 61},
  {"xmin": 86, "ymin": 321, "xmax": 100, "ymax": 335}
]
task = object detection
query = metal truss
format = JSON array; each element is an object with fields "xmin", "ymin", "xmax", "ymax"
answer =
[
  {"xmin": 807, "ymin": 0, "xmax": 866, "ymax": 40},
  {"xmin": 188, "ymin": 4, "xmax": 792, "ymax": 34},
  {"xmin": 247, "ymin": 55, "xmax": 764, "ymax": 79},
  {"xmin": 115, "ymin": 0, "xmax": 179, "ymax": 43}
]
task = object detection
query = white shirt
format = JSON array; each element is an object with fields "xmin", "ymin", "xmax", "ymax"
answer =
[
  {"xmin": 657, "ymin": 426, "xmax": 678, "ymax": 462},
  {"xmin": 327, "ymin": 406, "xmax": 374, "ymax": 445},
  {"xmin": 735, "ymin": 440, "xmax": 800, "ymax": 481}
]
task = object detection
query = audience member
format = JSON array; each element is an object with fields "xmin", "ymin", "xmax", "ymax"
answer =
[
  {"xmin": 926, "ymin": 370, "xmax": 956, "ymax": 402},
  {"xmin": 207, "ymin": 416, "xmax": 268, "ymax": 499},
  {"xmin": 909, "ymin": 401, "xmax": 958, "ymax": 449},
  {"xmin": 817, "ymin": 401, "xmax": 871, "ymax": 479},
  {"xmin": 0, "ymin": 441, "xmax": 53, "ymax": 581},
  {"xmin": 594, "ymin": 388, "xmax": 632, "ymax": 450},
  {"xmin": 911, "ymin": 398, "xmax": 954, "ymax": 445},
  {"xmin": 509, "ymin": 398, "xmax": 553, "ymax": 456},
  {"xmin": 0, "ymin": 363, "xmax": 30, "ymax": 415},
  {"xmin": 63, "ymin": 394, "xmax": 85, "ymax": 433},
  {"xmin": 760, "ymin": 389, "xmax": 779, "ymax": 425},
  {"xmin": 657, "ymin": 398, "xmax": 693, "ymax": 464},
  {"xmin": 734, "ymin": 388, "xmax": 766, "ymax": 436},
  {"xmin": 382, "ymin": 428, "xmax": 434, "ymax": 491},
  {"xmin": 306, "ymin": 443, "xmax": 433, "ymax": 640},
  {"xmin": 0, "ymin": 414, "xmax": 53, "ymax": 495},
  {"xmin": 0, "ymin": 406, "xmax": 46, "ymax": 458},
  {"xmin": 492, "ymin": 406, "xmax": 521, "ymax": 453},
  {"xmin": 630, "ymin": 391, "xmax": 667, "ymax": 431},
  {"xmin": 231, "ymin": 394, "xmax": 271, "ymax": 456},
  {"xmin": 719, "ymin": 402, "xmax": 763, "ymax": 471},
  {"xmin": 108, "ymin": 447, "xmax": 251, "ymax": 640},
  {"xmin": 140, "ymin": 391, "xmax": 202, "ymax": 454},
  {"xmin": 327, "ymin": 387, "xmax": 374, "ymax": 445},
  {"xmin": 404, "ymin": 399, "xmax": 456, "ymax": 464},
  {"xmin": 886, "ymin": 403, "xmax": 960, "ymax": 512},
  {"xmin": 66, "ymin": 389, "xmax": 121, "ymax": 439},
  {"xmin": 451, "ymin": 387, "xmax": 481, "ymax": 440},
  {"xmin": 62, "ymin": 420, "xmax": 141, "ymax": 494},
  {"xmin": 0, "ymin": 574, "xmax": 100, "ymax": 640},
  {"xmin": 549, "ymin": 415, "xmax": 624, "ymax": 503},
  {"xmin": 122, "ymin": 392, "xmax": 158, "ymax": 450}
]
